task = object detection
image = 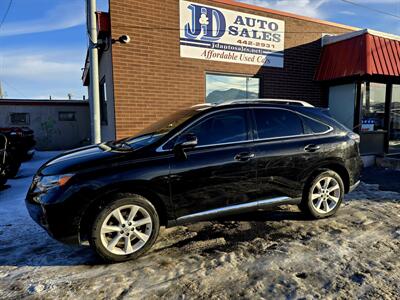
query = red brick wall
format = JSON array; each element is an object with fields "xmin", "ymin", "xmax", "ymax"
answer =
[{"xmin": 109, "ymin": 0, "xmax": 354, "ymax": 139}]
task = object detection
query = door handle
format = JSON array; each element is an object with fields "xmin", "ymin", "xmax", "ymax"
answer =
[
  {"xmin": 234, "ymin": 152, "xmax": 255, "ymax": 162},
  {"xmin": 304, "ymin": 144, "xmax": 321, "ymax": 152}
]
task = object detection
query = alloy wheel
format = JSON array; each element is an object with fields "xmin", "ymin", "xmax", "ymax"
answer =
[
  {"xmin": 100, "ymin": 204, "xmax": 153, "ymax": 255},
  {"xmin": 310, "ymin": 176, "xmax": 341, "ymax": 214}
]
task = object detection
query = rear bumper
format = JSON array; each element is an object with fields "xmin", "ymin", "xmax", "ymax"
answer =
[
  {"xmin": 349, "ymin": 180, "xmax": 361, "ymax": 193},
  {"xmin": 346, "ymin": 155, "xmax": 363, "ymax": 192}
]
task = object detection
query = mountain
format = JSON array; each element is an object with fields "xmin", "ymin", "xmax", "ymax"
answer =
[{"xmin": 206, "ymin": 88, "xmax": 258, "ymax": 104}]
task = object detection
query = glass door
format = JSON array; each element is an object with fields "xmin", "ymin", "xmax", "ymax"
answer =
[
  {"xmin": 389, "ymin": 85, "xmax": 400, "ymax": 154},
  {"xmin": 361, "ymin": 82, "xmax": 386, "ymax": 132},
  {"xmin": 359, "ymin": 82, "xmax": 387, "ymax": 155}
]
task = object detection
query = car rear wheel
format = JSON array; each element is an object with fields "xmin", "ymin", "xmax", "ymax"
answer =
[
  {"xmin": 299, "ymin": 170, "xmax": 344, "ymax": 219},
  {"xmin": 89, "ymin": 193, "xmax": 160, "ymax": 263}
]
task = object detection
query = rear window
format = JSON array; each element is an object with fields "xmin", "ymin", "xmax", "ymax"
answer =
[
  {"xmin": 254, "ymin": 109, "xmax": 304, "ymax": 139},
  {"xmin": 302, "ymin": 117, "xmax": 331, "ymax": 134}
]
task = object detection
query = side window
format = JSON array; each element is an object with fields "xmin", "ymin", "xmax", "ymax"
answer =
[
  {"xmin": 254, "ymin": 109, "xmax": 304, "ymax": 139},
  {"xmin": 302, "ymin": 117, "xmax": 331, "ymax": 134},
  {"xmin": 10, "ymin": 113, "xmax": 30, "ymax": 125},
  {"xmin": 186, "ymin": 110, "xmax": 249, "ymax": 146},
  {"xmin": 59, "ymin": 112, "xmax": 76, "ymax": 121}
]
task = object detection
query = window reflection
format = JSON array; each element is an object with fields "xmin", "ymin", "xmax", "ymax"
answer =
[
  {"xmin": 390, "ymin": 85, "xmax": 400, "ymax": 153},
  {"xmin": 206, "ymin": 74, "xmax": 259, "ymax": 104},
  {"xmin": 361, "ymin": 82, "xmax": 386, "ymax": 132}
]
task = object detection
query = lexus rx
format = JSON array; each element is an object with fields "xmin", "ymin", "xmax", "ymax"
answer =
[{"xmin": 26, "ymin": 100, "xmax": 362, "ymax": 262}]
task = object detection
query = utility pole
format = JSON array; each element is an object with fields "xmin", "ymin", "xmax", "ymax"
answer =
[{"xmin": 87, "ymin": 0, "xmax": 101, "ymax": 143}]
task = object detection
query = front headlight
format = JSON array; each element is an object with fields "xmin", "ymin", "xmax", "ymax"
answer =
[{"xmin": 34, "ymin": 174, "xmax": 74, "ymax": 193}]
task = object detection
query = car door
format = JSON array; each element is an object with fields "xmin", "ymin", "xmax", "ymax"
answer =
[
  {"xmin": 169, "ymin": 108, "xmax": 258, "ymax": 219},
  {"xmin": 250, "ymin": 107, "xmax": 331, "ymax": 200}
]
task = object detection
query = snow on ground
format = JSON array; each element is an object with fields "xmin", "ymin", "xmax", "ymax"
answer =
[{"xmin": 0, "ymin": 152, "xmax": 399, "ymax": 299}]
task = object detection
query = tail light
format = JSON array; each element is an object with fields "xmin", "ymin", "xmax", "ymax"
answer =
[
  {"xmin": 10, "ymin": 129, "xmax": 23, "ymax": 137},
  {"xmin": 348, "ymin": 132, "xmax": 360, "ymax": 144}
]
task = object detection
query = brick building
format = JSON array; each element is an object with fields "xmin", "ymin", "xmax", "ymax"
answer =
[{"xmin": 83, "ymin": 0, "xmax": 400, "ymax": 156}]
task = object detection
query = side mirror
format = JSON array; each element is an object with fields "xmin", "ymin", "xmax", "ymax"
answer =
[
  {"xmin": 175, "ymin": 133, "xmax": 198, "ymax": 149},
  {"xmin": 173, "ymin": 133, "xmax": 198, "ymax": 159}
]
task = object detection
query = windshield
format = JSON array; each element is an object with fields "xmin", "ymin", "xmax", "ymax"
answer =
[{"xmin": 113, "ymin": 107, "xmax": 204, "ymax": 150}]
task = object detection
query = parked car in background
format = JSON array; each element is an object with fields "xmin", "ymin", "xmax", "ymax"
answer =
[
  {"xmin": 0, "ymin": 127, "xmax": 36, "ymax": 162},
  {"xmin": 0, "ymin": 134, "xmax": 22, "ymax": 186},
  {"xmin": 26, "ymin": 100, "xmax": 362, "ymax": 263},
  {"xmin": 0, "ymin": 134, "xmax": 7, "ymax": 186}
]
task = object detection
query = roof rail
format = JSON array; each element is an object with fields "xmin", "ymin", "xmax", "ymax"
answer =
[
  {"xmin": 191, "ymin": 103, "xmax": 215, "ymax": 109},
  {"xmin": 218, "ymin": 98, "xmax": 314, "ymax": 107}
]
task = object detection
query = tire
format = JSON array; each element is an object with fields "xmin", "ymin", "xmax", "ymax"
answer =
[
  {"xmin": 299, "ymin": 170, "xmax": 344, "ymax": 219},
  {"xmin": 89, "ymin": 193, "xmax": 160, "ymax": 263}
]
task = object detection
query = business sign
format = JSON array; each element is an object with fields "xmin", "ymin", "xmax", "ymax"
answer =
[{"xmin": 179, "ymin": 0, "xmax": 285, "ymax": 67}]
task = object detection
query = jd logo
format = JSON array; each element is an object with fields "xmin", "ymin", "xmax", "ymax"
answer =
[{"xmin": 184, "ymin": 4, "xmax": 226, "ymax": 41}]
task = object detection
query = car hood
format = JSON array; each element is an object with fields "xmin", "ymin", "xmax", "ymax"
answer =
[{"xmin": 38, "ymin": 144, "xmax": 130, "ymax": 176}]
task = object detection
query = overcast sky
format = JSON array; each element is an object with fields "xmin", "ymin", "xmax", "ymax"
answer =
[{"xmin": 0, "ymin": 0, "xmax": 400, "ymax": 99}]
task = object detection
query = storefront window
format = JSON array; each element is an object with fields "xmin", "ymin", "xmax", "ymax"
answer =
[
  {"xmin": 390, "ymin": 85, "xmax": 400, "ymax": 153},
  {"xmin": 206, "ymin": 74, "xmax": 259, "ymax": 104},
  {"xmin": 361, "ymin": 82, "xmax": 386, "ymax": 132}
]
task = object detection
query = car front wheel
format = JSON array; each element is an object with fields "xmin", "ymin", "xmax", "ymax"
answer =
[
  {"xmin": 89, "ymin": 193, "xmax": 160, "ymax": 263},
  {"xmin": 300, "ymin": 170, "xmax": 344, "ymax": 219}
]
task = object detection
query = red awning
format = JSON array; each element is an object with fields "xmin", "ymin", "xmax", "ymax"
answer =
[{"xmin": 315, "ymin": 31, "xmax": 400, "ymax": 81}]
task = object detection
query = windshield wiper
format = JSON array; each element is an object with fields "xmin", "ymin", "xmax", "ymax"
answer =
[
  {"xmin": 107, "ymin": 141, "xmax": 133, "ymax": 150},
  {"xmin": 117, "ymin": 141, "xmax": 133, "ymax": 149}
]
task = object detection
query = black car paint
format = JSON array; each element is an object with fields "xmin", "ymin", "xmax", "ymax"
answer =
[
  {"xmin": 26, "ymin": 103, "xmax": 362, "ymax": 244},
  {"xmin": 0, "ymin": 127, "xmax": 36, "ymax": 161}
]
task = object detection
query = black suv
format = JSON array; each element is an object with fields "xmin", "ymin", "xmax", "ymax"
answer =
[{"xmin": 26, "ymin": 101, "xmax": 362, "ymax": 262}]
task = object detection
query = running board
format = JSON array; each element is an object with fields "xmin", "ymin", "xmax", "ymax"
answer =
[{"xmin": 171, "ymin": 196, "xmax": 300, "ymax": 226}]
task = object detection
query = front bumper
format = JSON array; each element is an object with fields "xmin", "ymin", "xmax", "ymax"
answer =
[
  {"xmin": 25, "ymin": 196, "xmax": 81, "ymax": 245},
  {"xmin": 25, "ymin": 199, "xmax": 48, "ymax": 230}
]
